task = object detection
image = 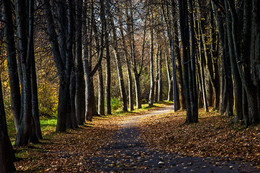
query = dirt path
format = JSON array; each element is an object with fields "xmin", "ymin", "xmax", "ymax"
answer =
[{"xmin": 86, "ymin": 105, "xmax": 258, "ymax": 172}]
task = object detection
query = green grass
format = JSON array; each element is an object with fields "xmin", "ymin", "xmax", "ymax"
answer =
[
  {"xmin": 6, "ymin": 101, "xmax": 172, "ymax": 161},
  {"xmin": 7, "ymin": 116, "xmax": 57, "ymax": 145},
  {"xmin": 112, "ymin": 101, "xmax": 173, "ymax": 116},
  {"xmin": 6, "ymin": 101, "xmax": 173, "ymax": 144}
]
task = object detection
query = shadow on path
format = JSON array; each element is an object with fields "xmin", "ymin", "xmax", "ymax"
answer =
[{"xmin": 87, "ymin": 105, "xmax": 258, "ymax": 172}]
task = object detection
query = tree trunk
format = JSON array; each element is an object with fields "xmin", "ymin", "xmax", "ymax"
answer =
[
  {"xmin": 165, "ymin": 50, "xmax": 173, "ymax": 101},
  {"xmin": 15, "ymin": 0, "xmax": 39, "ymax": 146},
  {"xmin": 224, "ymin": 0, "xmax": 243, "ymax": 120},
  {"xmin": 113, "ymin": 47, "xmax": 128, "ymax": 112},
  {"xmin": 105, "ymin": 0, "xmax": 111, "ymax": 115},
  {"xmin": 158, "ymin": 48, "xmax": 162, "ymax": 102},
  {"xmin": 175, "ymin": 27, "xmax": 185, "ymax": 109},
  {"xmin": 98, "ymin": 65, "xmax": 105, "ymax": 115},
  {"xmin": 120, "ymin": 13, "xmax": 134, "ymax": 111},
  {"xmin": 178, "ymin": 0, "xmax": 198, "ymax": 123},
  {"xmin": 0, "ymin": 76, "xmax": 16, "ymax": 173},
  {"xmin": 148, "ymin": 26, "xmax": 155, "ymax": 107},
  {"xmin": 213, "ymin": 1, "xmax": 234, "ymax": 116},
  {"xmin": 195, "ymin": 0, "xmax": 208, "ymax": 112},
  {"xmin": 3, "ymin": 0, "xmax": 21, "ymax": 132},
  {"xmin": 75, "ymin": 0, "xmax": 85, "ymax": 125},
  {"xmin": 44, "ymin": 0, "xmax": 76, "ymax": 131},
  {"xmin": 31, "ymin": 39, "xmax": 42, "ymax": 139},
  {"xmin": 68, "ymin": 69, "xmax": 78, "ymax": 129},
  {"xmin": 154, "ymin": 45, "xmax": 159, "ymax": 103}
]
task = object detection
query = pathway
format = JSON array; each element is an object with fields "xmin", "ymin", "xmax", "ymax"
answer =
[{"xmin": 87, "ymin": 105, "xmax": 258, "ymax": 172}]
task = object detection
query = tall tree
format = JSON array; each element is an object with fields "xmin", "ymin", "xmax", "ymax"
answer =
[
  {"xmin": 0, "ymin": 75, "xmax": 16, "ymax": 173},
  {"xmin": 104, "ymin": 0, "xmax": 111, "ymax": 115},
  {"xmin": 178, "ymin": 0, "xmax": 198, "ymax": 123},
  {"xmin": 148, "ymin": 6, "xmax": 155, "ymax": 107},
  {"xmin": 109, "ymin": 1, "xmax": 128, "ymax": 112},
  {"xmin": 15, "ymin": 0, "xmax": 40, "ymax": 146},
  {"xmin": 3, "ymin": 0, "xmax": 21, "ymax": 132},
  {"xmin": 43, "ymin": 0, "xmax": 77, "ymax": 131},
  {"xmin": 75, "ymin": 0, "xmax": 86, "ymax": 125}
]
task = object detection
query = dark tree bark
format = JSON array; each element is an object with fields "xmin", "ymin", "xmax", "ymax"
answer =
[
  {"xmin": 224, "ymin": 0, "xmax": 243, "ymax": 120},
  {"xmin": 31, "ymin": 40, "xmax": 42, "ymax": 139},
  {"xmin": 3, "ymin": 0, "xmax": 21, "ymax": 132},
  {"xmin": 105, "ymin": 0, "xmax": 111, "ymax": 115},
  {"xmin": 15, "ymin": 0, "xmax": 39, "ymax": 146},
  {"xmin": 98, "ymin": 65, "xmax": 105, "ymax": 115},
  {"xmin": 178, "ymin": 0, "xmax": 198, "ymax": 123},
  {"xmin": 195, "ymin": 0, "xmax": 208, "ymax": 112},
  {"xmin": 213, "ymin": 0, "xmax": 234, "ymax": 116},
  {"xmin": 0, "ymin": 75, "xmax": 16, "ymax": 173},
  {"xmin": 43, "ymin": 0, "xmax": 76, "ymax": 131},
  {"xmin": 75, "ymin": 0, "xmax": 86, "ymax": 125}
]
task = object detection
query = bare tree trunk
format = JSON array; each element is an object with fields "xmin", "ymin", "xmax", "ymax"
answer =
[
  {"xmin": 110, "ymin": 17, "xmax": 128, "ymax": 112},
  {"xmin": 213, "ymin": 0, "xmax": 234, "ymax": 116},
  {"xmin": 98, "ymin": 65, "xmax": 105, "ymax": 115},
  {"xmin": 148, "ymin": 26, "xmax": 155, "ymax": 107},
  {"xmin": 3, "ymin": 0, "xmax": 21, "ymax": 132},
  {"xmin": 154, "ymin": 44, "xmax": 159, "ymax": 103},
  {"xmin": 165, "ymin": 49, "xmax": 173, "ymax": 101},
  {"xmin": 105, "ymin": 0, "xmax": 111, "ymax": 115},
  {"xmin": 158, "ymin": 48, "xmax": 162, "ymax": 102},
  {"xmin": 75, "ymin": 0, "xmax": 85, "ymax": 125},
  {"xmin": 15, "ymin": 0, "xmax": 39, "ymax": 146},
  {"xmin": 175, "ymin": 26, "xmax": 185, "ymax": 109},
  {"xmin": 224, "ymin": 0, "xmax": 243, "ymax": 119},
  {"xmin": 132, "ymin": 19, "xmax": 147, "ymax": 109},
  {"xmin": 68, "ymin": 69, "xmax": 78, "ymax": 129},
  {"xmin": 0, "ymin": 75, "xmax": 16, "ymax": 173},
  {"xmin": 43, "ymin": 0, "xmax": 74, "ymax": 131},
  {"xmin": 120, "ymin": 10, "xmax": 134, "ymax": 111},
  {"xmin": 31, "ymin": 41, "xmax": 42, "ymax": 139},
  {"xmin": 178, "ymin": 0, "xmax": 198, "ymax": 123},
  {"xmin": 195, "ymin": 0, "xmax": 208, "ymax": 112}
]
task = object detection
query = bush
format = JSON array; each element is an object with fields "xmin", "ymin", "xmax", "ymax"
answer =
[{"xmin": 111, "ymin": 97, "xmax": 122, "ymax": 111}]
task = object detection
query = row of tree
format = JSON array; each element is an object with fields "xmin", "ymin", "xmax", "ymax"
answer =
[{"xmin": 0, "ymin": 0, "xmax": 259, "ymax": 171}]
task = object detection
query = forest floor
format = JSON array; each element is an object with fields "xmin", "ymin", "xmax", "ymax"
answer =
[{"xmin": 14, "ymin": 104, "xmax": 260, "ymax": 172}]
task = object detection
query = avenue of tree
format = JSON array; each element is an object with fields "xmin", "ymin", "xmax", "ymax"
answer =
[{"xmin": 0, "ymin": 0, "xmax": 259, "ymax": 171}]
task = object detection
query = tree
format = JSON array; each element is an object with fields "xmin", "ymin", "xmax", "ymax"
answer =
[
  {"xmin": 14, "ymin": 0, "xmax": 41, "ymax": 146},
  {"xmin": 178, "ymin": 0, "xmax": 198, "ymax": 123},
  {"xmin": 2, "ymin": 0, "xmax": 21, "ymax": 132},
  {"xmin": 43, "ymin": 0, "xmax": 77, "ymax": 131},
  {"xmin": 0, "ymin": 75, "xmax": 16, "ymax": 173},
  {"xmin": 75, "ymin": 0, "xmax": 86, "ymax": 125},
  {"xmin": 148, "ymin": 7, "xmax": 155, "ymax": 107},
  {"xmin": 109, "ymin": 1, "xmax": 128, "ymax": 112}
]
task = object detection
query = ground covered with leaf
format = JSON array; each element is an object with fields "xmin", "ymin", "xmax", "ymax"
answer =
[
  {"xmin": 13, "ymin": 104, "xmax": 166, "ymax": 172},
  {"xmin": 14, "ymin": 115, "xmax": 123, "ymax": 172},
  {"xmin": 139, "ymin": 109, "xmax": 260, "ymax": 166}
]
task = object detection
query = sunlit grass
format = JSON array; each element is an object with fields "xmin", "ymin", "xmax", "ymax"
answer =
[{"xmin": 7, "ymin": 101, "xmax": 173, "ymax": 145}]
